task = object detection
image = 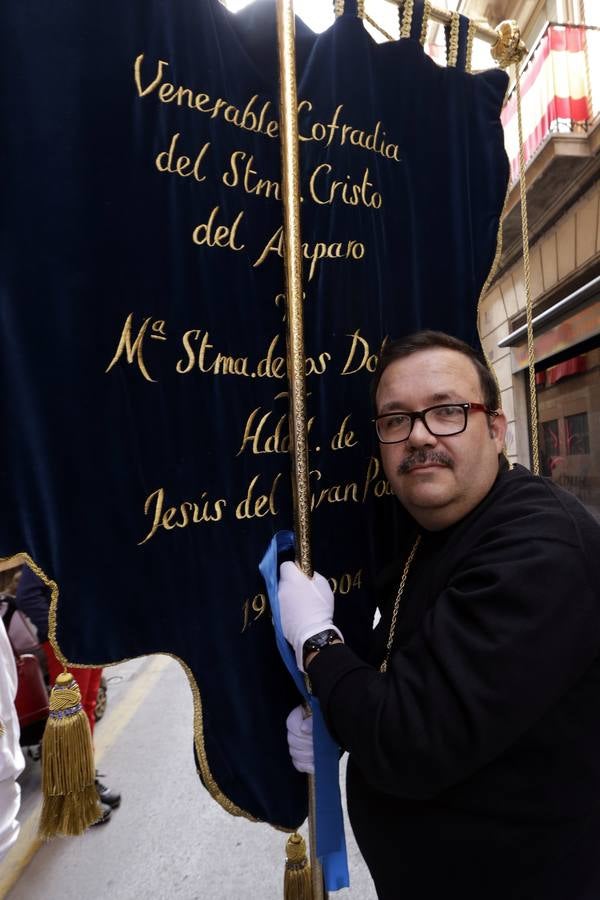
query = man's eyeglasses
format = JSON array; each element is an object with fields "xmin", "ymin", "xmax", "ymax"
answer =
[{"xmin": 374, "ymin": 402, "xmax": 498, "ymax": 444}]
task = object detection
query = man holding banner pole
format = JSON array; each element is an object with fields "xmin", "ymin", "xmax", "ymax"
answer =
[{"xmin": 278, "ymin": 330, "xmax": 600, "ymax": 900}]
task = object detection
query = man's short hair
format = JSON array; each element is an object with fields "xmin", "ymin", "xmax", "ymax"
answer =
[{"xmin": 371, "ymin": 330, "xmax": 500, "ymax": 411}]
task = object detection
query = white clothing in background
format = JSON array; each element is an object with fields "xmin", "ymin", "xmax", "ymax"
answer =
[{"xmin": 0, "ymin": 617, "xmax": 25, "ymax": 862}]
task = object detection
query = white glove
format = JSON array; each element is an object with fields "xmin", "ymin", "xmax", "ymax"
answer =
[
  {"xmin": 286, "ymin": 705, "xmax": 314, "ymax": 775},
  {"xmin": 278, "ymin": 561, "xmax": 343, "ymax": 671}
]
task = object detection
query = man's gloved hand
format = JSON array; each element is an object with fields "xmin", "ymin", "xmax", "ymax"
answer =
[
  {"xmin": 278, "ymin": 561, "xmax": 342, "ymax": 671},
  {"xmin": 286, "ymin": 705, "xmax": 314, "ymax": 775}
]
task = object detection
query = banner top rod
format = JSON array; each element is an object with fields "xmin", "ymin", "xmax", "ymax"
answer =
[{"xmin": 382, "ymin": 0, "xmax": 513, "ymax": 48}]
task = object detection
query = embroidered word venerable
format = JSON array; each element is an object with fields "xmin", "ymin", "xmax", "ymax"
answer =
[{"xmin": 0, "ymin": 0, "xmax": 508, "ymax": 827}]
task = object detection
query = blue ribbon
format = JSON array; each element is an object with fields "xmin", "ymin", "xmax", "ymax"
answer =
[{"xmin": 259, "ymin": 530, "xmax": 350, "ymax": 892}]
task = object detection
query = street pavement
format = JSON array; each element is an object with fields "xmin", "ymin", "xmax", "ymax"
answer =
[{"xmin": 1, "ymin": 655, "xmax": 377, "ymax": 900}]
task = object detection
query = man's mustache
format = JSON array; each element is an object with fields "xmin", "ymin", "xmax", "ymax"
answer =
[{"xmin": 399, "ymin": 450, "xmax": 454, "ymax": 474}]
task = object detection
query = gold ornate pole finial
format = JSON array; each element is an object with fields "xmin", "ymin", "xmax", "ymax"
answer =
[{"xmin": 491, "ymin": 20, "xmax": 526, "ymax": 68}]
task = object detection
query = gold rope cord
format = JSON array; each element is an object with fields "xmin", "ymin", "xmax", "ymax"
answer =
[
  {"xmin": 380, "ymin": 536, "xmax": 421, "ymax": 673},
  {"xmin": 365, "ymin": 12, "xmax": 395, "ymax": 42},
  {"xmin": 28, "ymin": 554, "xmax": 68, "ymax": 668},
  {"xmin": 515, "ymin": 60, "xmax": 540, "ymax": 476}
]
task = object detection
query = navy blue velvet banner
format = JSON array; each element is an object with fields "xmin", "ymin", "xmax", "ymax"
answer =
[{"xmin": 0, "ymin": 0, "xmax": 508, "ymax": 828}]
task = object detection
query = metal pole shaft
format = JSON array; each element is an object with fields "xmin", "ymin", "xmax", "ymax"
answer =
[
  {"xmin": 276, "ymin": 0, "xmax": 312, "ymax": 578},
  {"xmin": 275, "ymin": 1, "xmax": 325, "ymax": 898}
]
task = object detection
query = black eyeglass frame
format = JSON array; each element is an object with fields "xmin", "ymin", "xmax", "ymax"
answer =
[{"xmin": 374, "ymin": 402, "xmax": 499, "ymax": 444}]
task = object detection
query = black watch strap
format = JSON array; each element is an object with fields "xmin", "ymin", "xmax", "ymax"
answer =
[{"xmin": 302, "ymin": 629, "xmax": 340, "ymax": 666}]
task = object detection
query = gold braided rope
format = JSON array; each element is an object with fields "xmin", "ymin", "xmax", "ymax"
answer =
[
  {"xmin": 515, "ymin": 61, "xmax": 540, "ymax": 475},
  {"xmin": 334, "ymin": 0, "xmax": 344, "ymax": 18},
  {"xmin": 465, "ymin": 18, "xmax": 476, "ymax": 73},
  {"xmin": 380, "ymin": 536, "xmax": 421, "ymax": 673},
  {"xmin": 399, "ymin": 0, "xmax": 413, "ymax": 38},
  {"xmin": 365, "ymin": 12, "xmax": 396, "ymax": 41},
  {"xmin": 356, "ymin": 0, "xmax": 365, "ymax": 19},
  {"xmin": 447, "ymin": 11, "xmax": 460, "ymax": 68},
  {"xmin": 420, "ymin": 0, "xmax": 432, "ymax": 47}
]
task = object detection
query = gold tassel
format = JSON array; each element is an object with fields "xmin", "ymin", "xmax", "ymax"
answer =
[
  {"xmin": 284, "ymin": 832, "xmax": 312, "ymax": 900},
  {"xmin": 39, "ymin": 671, "xmax": 103, "ymax": 839}
]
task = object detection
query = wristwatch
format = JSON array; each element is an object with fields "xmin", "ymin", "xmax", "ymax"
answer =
[{"xmin": 302, "ymin": 629, "xmax": 340, "ymax": 668}]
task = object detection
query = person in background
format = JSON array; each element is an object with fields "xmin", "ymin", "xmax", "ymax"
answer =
[
  {"xmin": 16, "ymin": 565, "xmax": 121, "ymax": 825},
  {"xmin": 279, "ymin": 330, "xmax": 600, "ymax": 900},
  {"xmin": 0, "ymin": 614, "xmax": 25, "ymax": 862}
]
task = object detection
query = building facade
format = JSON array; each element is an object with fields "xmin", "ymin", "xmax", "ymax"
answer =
[{"xmin": 465, "ymin": 0, "xmax": 600, "ymax": 519}]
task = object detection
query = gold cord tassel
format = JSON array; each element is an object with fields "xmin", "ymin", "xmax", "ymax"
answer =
[
  {"xmin": 39, "ymin": 671, "xmax": 102, "ymax": 839},
  {"xmin": 284, "ymin": 833, "xmax": 312, "ymax": 900}
]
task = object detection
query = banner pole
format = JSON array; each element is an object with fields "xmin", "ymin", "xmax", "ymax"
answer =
[
  {"xmin": 276, "ymin": 0, "xmax": 312, "ymax": 573},
  {"xmin": 275, "ymin": 1, "xmax": 326, "ymax": 898}
]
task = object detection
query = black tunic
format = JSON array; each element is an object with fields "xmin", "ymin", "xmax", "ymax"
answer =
[{"xmin": 309, "ymin": 463, "xmax": 600, "ymax": 899}]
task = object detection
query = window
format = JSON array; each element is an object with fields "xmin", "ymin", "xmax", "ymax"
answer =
[
  {"xmin": 540, "ymin": 419, "xmax": 560, "ymax": 476},
  {"xmin": 565, "ymin": 412, "xmax": 590, "ymax": 455},
  {"xmin": 533, "ymin": 345, "xmax": 599, "ymax": 520}
]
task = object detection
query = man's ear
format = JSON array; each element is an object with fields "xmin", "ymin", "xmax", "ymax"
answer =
[{"xmin": 490, "ymin": 409, "xmax": 508, "ymax": 452}]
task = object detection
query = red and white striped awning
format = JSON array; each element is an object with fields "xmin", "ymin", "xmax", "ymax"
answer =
[{"xmin": 502, "ymin": 25, "xmax": 590, "ymax": 182}]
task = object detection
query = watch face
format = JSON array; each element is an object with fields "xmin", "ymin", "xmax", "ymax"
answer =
[{"xmin": 305, "ymin": 629, "xmax": 337, "ymax": 652}]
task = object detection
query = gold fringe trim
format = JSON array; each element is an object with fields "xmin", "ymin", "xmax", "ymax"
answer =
[
  {"xmin": 334, "ymin": 0, "xmax": 344, "ymax": 18},
  {"xmin": 40, "ymin": 672, "xmax": 102, "ymax": 838},
  {"xmin": 356, "ymin": 0, "xmax": 365, "ymax": 19},
  {"xmin": 39, "ymin": 784, "xmax": 101, "ymax": 840}
]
